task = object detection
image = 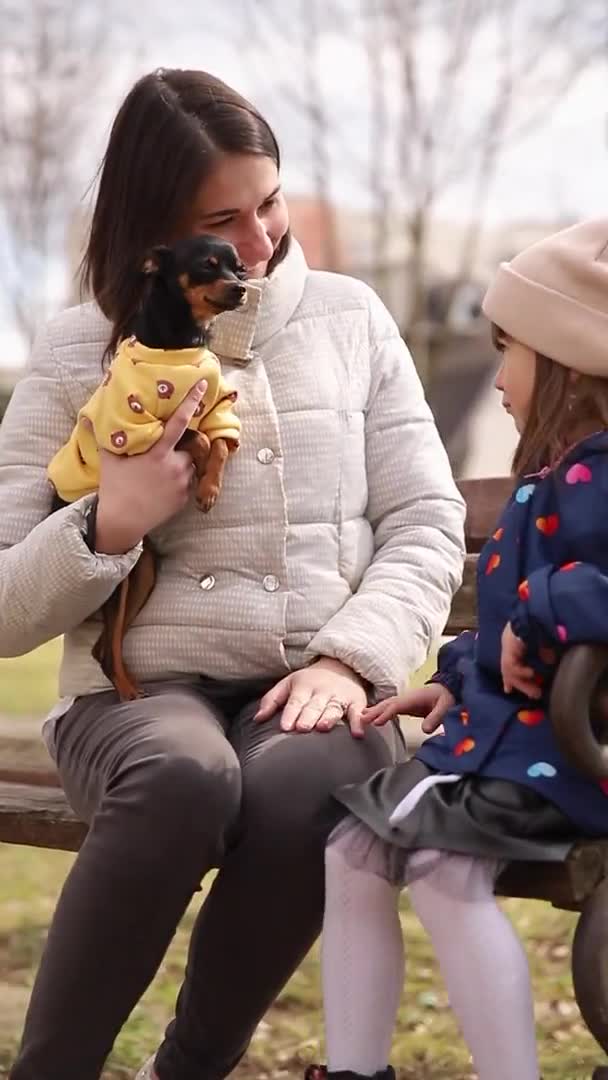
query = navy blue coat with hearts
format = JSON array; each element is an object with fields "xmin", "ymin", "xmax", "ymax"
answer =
[{"xmin": 416, "ymin": 432, "xmax": 608, "ymax": 835}]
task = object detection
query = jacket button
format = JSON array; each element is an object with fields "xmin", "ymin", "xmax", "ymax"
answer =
[
  {"xmin": 257, "ymin": 447, "xmax": 275, "ymax": 465},
  {"xmin": 263, "ymin": 574, "xmax": 280, "ymax": 592},
  {"xmin": 200, "ymin": 575, "xmax": 216, "ymax": 591}
]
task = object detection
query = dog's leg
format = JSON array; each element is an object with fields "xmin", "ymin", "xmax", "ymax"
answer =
[
  {"xmin": 196, "ymin": 437, "xmax": 232, "ymax": 512},
  {"xmin": 123, "ymin": 541, "xmax": 157, "ymax": 627},
  {"xmin": 178, "ymin": 429, "xmax": 211, "ymax": 479},
  {"xmin": 92, "ymin": 543, "xmax": 158, "ymax": 701},
  {"xmin": 92, "ymin": 585, "xmax": 141, "ymax": 699},
  {"xmin": 110, "ymin": 578, "xmax": 142, "ymax": 700}
]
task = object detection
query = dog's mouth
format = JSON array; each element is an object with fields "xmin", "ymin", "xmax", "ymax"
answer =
[
  {"xmin": 203, "ymin": 290, "xmax": 248, "ymax": 313},
  {"xmin": 180, "ymin": 277, "xmax": 248, "ymax": 326}
]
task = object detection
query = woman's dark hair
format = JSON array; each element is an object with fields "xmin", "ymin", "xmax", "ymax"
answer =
[
  {"xmin": 491, "ymin": 323, "xmax": 608, "ymax": 477},
  {"xmin": 81, "ymin": 69, "xmax": 290, "ymax": 358}
]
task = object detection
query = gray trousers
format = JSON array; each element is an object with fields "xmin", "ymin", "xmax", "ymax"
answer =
[{"xmin": 10, "ymin": 676, "xmax": 402, "ymax": 1080}]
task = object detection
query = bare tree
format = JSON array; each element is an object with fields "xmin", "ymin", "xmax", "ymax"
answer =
[
  {"xmin": 364, "ymin": 0, "xmax": 394, "ymax": 298},
  {"xmin": 238, "ymin": 0, "xmax": 605, "ymax": 383},
  {"xmin": 241, "ymin": 0, "xmax": 345, "ymax": 269},
  {"xmin": 360, "ymin": 0, "xmax": 607, "ymax": 376},
  {"xmin": 0, "ymin": 0, "xmax": 136, "ymax": 346}
]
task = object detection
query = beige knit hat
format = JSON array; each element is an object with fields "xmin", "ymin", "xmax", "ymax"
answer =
[{"xmin": 482, "ymin": 218, "xmax": 608, "ymax": 376}]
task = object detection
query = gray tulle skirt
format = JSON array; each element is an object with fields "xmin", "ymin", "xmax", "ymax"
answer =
[{"xmin": 332, "ymin": 758, "xmax": 581, "ymax": 887}]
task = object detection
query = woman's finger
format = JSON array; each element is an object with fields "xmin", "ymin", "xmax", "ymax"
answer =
[
  {"xmin": 155, "ymin": 380, "xmax": 208, "ymax": 453},
  {"xmin": 280, "ymin": 693, "xmax": 313, "ymax": 732},
  {"xmin": 254, "ymin": 677, "xmax": 290, "ymax": 721},
  {"xmin": 347, "ymin": 702, "xmax": 366, "ymax": 739},
  {"xmin": 294, "ymin": 694, "xmax": 331, "ymax": 732},
  {"xmin": 315, "ymin": 699, "xmax": 346, "ymax": 732}
]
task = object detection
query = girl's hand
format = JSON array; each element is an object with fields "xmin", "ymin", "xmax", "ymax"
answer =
[
  {"xmin": 501, "ymin": 622, "xmax": 541, "ymax": 698},
  {"xmin": 94, "ymin": 380, "xmax": 208, "ymax": 554},
  {"xmin": 255, "ymin": 657, "xmax": 369, "ymax": 736},
  {"xmin": 361, "ymin": 683, "xmax": 455, "ymax": 734}
]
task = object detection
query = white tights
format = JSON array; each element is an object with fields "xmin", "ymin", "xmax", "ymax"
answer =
[{"xmin": 321, "ymin": 826, "xmax": 539, "ymax": 1080}]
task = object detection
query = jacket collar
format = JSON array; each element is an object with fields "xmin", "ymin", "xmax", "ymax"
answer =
[
  {"xmin": 525, "ymin": 430, "xmax": 608, "ymax": 481},
  {"xmin": 560, "ymin": 430, "xmax": 608, "ymax": 466},
  {"xmin": 208, "ymin": 237, "xmax": 308, "ymax": 366}
]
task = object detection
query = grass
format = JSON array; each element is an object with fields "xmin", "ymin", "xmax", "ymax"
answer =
[
  {"xmin": 0, "ymin": 639, "xmax": 62, "ymax": 717},
  {"xmin": 0, "ymin": 643, "xmax": 604, "ymax": 1077},
  {"xmin": 0, "ymin": 843, "xmax": 601, "ymax": 1079}
]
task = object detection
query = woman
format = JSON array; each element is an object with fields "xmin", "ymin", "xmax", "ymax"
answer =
[{"xmin": 1, "ymin": 69, "xmax": 465, "ymax": 1080}]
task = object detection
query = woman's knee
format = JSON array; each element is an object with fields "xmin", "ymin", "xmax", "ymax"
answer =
[
  {"xmin": 109, "ymin": 751, "xmax": 242, "ymax": 862},
  {"xmin": 242, "ymin": 725, "xmax": 393, "ymax": 845}
]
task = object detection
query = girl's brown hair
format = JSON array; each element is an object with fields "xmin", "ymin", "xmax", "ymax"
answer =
[
  {"xmin": 81, "ymin": 69, "xmax": 290, "ymax": 358},
  {"xmin": 491, "ymin": 324, "xmax": 608, "ymax": 477}
]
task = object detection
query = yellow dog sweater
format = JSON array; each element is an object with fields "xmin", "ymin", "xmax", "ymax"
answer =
[{"xmin": 48, "ymin": 337, "xmax": 241, "ymax": 503}]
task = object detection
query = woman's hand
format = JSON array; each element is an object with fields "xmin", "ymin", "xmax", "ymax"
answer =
[
  {"xmin": 361, "ymin": 683, "xmax": 455, "ymax": 735},
  {"xmin": 94, "ymin": 380, "xmax": 208, "ymax": 554},
  {"xmin": 255, "ymin": 657, "xmax": 369, "ymax": 736},
  {"xmin": 501, "ymin": 622, "xmax": 541, "ymax": 698}
]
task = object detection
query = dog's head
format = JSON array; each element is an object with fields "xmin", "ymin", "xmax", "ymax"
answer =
[{"xmin": 142, "ymin": 235, "xmax": 248, "ymax": 330}]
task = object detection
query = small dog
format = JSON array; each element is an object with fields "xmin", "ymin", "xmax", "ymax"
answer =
[{"xmin": 48, "ymin": 234, "xmax": 247, "ymax": 700}]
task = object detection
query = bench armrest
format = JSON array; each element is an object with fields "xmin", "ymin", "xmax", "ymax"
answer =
[{"xmin": 550, "ymin": 644, "xmax": 608, "ymax": 779}]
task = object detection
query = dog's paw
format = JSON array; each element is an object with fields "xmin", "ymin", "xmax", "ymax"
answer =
[
  {"xmin": 117, "ymin": 683, "xmax": 147, "ymax": 702},
  {"xmin": 197, "ymin": 486, "xmax": 219, "ymax": 513}
]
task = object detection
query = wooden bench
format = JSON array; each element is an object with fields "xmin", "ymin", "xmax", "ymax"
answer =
[{"xmin": 2, "ymin": 475, "xmax": 608, "ymax": 1077}]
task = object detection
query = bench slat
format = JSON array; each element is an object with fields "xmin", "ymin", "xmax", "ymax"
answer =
[
  {"xmin": 0, "ymin": 783, "xmax": 85, "ymax": 852},
  {"xmin": 444, "ymin": 554, "xmax": 477, "ymax": 635},
  {"xmin": 497, "ymin": 841, "xmax": 608, "ymax": 912},
  {"xmin": 458, "ymin": 476, "xmax": 512, "ymax": 552}
]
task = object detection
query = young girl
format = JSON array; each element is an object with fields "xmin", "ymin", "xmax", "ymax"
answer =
[{"xmin": 313, "ymin": 218, "xmax": 608, "ymax": 1080}]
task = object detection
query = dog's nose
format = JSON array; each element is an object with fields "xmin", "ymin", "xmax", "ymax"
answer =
[{"xmin": 230, "ymin": 283, "xmax": 247, "ymax": 305}]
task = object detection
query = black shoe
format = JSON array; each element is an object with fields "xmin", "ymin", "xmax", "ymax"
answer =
[{"xmin": 305, "ymin": 1066, "xmax": 395, "ymax": 1080}]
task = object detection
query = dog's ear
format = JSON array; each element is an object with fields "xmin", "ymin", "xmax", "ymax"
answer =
[{"xmin": 141, "ymin": 245, "xmax": 172, "ymax": 275}]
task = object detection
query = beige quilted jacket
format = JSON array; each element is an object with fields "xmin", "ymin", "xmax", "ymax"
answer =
[{"xmin": 0, "ymin": 239, "xmax": 465, "ymax": 703}]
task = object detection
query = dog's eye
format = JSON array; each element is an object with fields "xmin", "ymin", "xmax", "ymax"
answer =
[{"xmin": 189, "ymin": 260, "xmax": 218, "ymax": 282}]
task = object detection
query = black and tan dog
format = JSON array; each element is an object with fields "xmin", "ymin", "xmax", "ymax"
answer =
[{"xmin": 48, "ymin": 235, "xmax": 248, "ymax": 700}]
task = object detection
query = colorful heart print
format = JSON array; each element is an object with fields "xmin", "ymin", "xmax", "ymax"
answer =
[
  {"xmin": 493, "ymin": 527, "xmax": 504, "ymax": 541},
  {"xmin": 460, "ymin": 710, "xmax": 469, "ymax": 726},
  {"xmin": 536, "ymin": 514, "xmax": 559, "ymax": 536},
  {"xmin": 565, "ymin": 463, "xmax": 592, "ymax": 484},
  {"xmin": 516, "ymin": 484, "xmax": 536, "ymax": 503},
  {"xmin": 485, "ymin": 553, "xmax": 501, "ymax": 575},
  {"xmin": 556, "ymin": 625, "xmax": 568, "ymax": 643},
  {"xmin": 518, "ymin": 579, "xmax": 530, "ymax": 601},
  {"xmin": 517, "ymin": 709, "xmax": 545, "ymax": 726},
  {"xmin": 527, "ymin": 761, "xmax": 557, "ymax": 778},
  {"xmin": 560, "ymin": 561, "xmax": 580, "ymax": 572},
  {"xmin": 454, "ymin": 737, "xmax": 476, "ymax": 756}
]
